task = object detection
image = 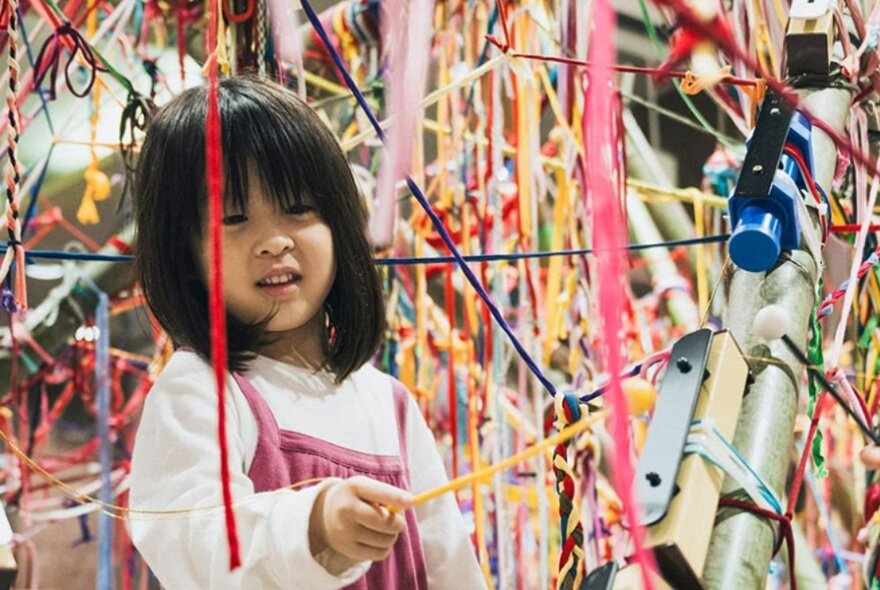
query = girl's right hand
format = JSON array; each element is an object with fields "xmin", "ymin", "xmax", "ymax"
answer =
[{"xmin": 309, "ymin": 476, "xmax": 414, "ymax": 563}]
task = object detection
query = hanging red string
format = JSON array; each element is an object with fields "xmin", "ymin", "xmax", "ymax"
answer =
[{"xmin": 205, "ymin": 0, "xmax": 241, "ymax": 569}]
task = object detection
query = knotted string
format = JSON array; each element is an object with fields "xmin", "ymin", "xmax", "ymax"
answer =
[
  {"xmin": 719, "ymin": 498, "xmax": 796, "ymax": 590},
  {"xmin": 33, "ymin": 21, "xmax": 107, "ymax": 100},
  {"xmin": 117, "ymin": 90, "xmax": 155, "ymax": 207}
]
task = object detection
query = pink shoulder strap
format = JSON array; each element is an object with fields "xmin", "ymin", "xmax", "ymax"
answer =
[
  {"xmin": 234, "ymin": 369, "xmax": 412, "ymax": 471},
  {"xmin": 231, "ymin": 372, "xmax": 281, "ymax": 446}
]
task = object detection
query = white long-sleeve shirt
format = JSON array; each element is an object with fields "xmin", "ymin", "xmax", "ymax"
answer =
[{"xmin": 128, "ymin": 350, "xmax": 485, "ymax": 589}]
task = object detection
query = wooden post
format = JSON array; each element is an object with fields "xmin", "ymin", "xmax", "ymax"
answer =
[{"xmin": 701, "ymin": 88, "xmax": 850, "ymax": 588}]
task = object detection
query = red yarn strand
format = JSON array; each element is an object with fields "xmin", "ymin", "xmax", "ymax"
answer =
[{"xmin": 205, "ymin": 0, "xmax": 241, "ymax": 569}]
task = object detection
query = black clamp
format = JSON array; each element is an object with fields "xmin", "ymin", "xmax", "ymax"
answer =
[{"xmin": 635, "ymin": 328, "xmax": 713, "ymax": 526}]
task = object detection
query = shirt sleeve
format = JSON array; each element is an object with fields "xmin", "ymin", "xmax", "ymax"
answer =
[
  {"xmin": 127, "ymin": 354, "xmax": 370, "ymax": 590},
  {"xmin": 403, "ymin": 394, "xmax": 487, "ymax": 590}
]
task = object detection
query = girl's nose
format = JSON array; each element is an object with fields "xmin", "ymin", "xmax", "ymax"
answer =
[{"xmin": 257, "ymin": 231, "xmax": 295, "ymax": 257}]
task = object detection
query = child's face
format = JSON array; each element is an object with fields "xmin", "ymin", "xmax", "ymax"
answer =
[{"xmin": 198, "ymin": 175, "xmax": 336, "ymax": 350}]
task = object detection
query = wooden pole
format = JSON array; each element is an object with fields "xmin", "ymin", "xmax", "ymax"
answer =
[{"xmin": 701, "ymin": 88, "xmax": 850, "ymax": 588}]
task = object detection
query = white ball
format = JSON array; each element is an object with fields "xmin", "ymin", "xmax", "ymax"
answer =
[{"xmin": 753, "ymin": 305, "xmax": 790, "ymax": 341}]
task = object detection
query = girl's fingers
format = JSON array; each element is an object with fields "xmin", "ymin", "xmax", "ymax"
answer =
[
  {"xmin": 353, "ymin": 523, "xmax": 400, "ymax": 549},
  {"xmin": 322, "ymin": 476, "xmax": 410, "ymax": 563},
  {"xmin": 352, "ymin": 500, "xmax": 407, "ymax": 534},
  {"xmin": 349, "ymin": 476, "xmax": 413, "ymax": 508}
]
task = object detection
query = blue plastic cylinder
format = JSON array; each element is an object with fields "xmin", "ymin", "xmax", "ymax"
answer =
[
  {"xmin": 729, "ymin": 203, "xmax": 782, "ymax": 272},
  {"xmin": 780, "ymin": 155, "xmax": 799, "ymax": 185}
]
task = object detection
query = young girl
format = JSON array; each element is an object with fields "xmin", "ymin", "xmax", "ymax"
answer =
[{"xmin": 128, "ymin": 77, "xmax": 485, "ymax": 589}]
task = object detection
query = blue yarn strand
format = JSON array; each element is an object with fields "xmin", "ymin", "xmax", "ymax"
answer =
[{"xmin": 0, "ymin": 234, "xmax": 731, "ymax": 265}]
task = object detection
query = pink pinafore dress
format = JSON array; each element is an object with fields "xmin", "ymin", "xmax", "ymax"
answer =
[{"xmin": 231, "ymin": 372, "xmax": 429, "ymax": 589}]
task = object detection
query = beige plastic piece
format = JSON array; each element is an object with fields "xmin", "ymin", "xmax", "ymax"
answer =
[
  {"xmin": 0, "ymin": 544, "xmax": 14, "ymax": 590},
  {"xmin": 614, "ymin": 330, "xmax": 749, "ymax": 589},
  {"xmin": 613, "ymin": 564, "xmax": 670, "ymax": 590},
  {"xmin": 785, "ymin": 12, "xmax": 835, "ymax": 76}
]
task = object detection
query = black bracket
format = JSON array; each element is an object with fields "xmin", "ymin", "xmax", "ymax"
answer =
[
  {"xmin": 581, "ymin": 561, "xmax": 618, "ymax": 590},
  {"xmin": 636, "ymin": 328, "xmax": 713, "ymax": 526},
  {"xmin": 733, "ymin": 90, "xmax": 794, "ymax": 199}
]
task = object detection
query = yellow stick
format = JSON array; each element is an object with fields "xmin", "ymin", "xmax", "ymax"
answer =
[{"xmin": 390, "ymin": 412, "xmax": 604, "ymax": 511}]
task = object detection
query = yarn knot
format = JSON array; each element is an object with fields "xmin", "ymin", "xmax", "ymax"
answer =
[{"xmin": 554, "ymin": 391, "xmax": 582, "ymax": 430}]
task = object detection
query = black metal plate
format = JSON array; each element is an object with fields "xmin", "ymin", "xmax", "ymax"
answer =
[
  {"xmin": 636, "ymin": 328, "xmax": 713, "ymax": 526},
  {"xmin": 581, "ymin": 561, "xmax": 618, "ymax": 590},
  {"xmin": 734, "ymin": 90, "xmax": 794, "ymax": 199}
]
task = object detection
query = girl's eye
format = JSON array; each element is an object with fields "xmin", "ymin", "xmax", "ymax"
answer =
[
  {"xmin": 222, "ymin": 214, "xmax": 248, "ymax": 226},
  {"xmin": 284, "ymin": 204, "xmax": 315, "ymax": 216}
]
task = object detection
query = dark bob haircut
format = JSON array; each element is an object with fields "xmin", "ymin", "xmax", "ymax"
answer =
[{"xmin": 134, "ymin": 76, "xmax": 385, "ymax": 382}]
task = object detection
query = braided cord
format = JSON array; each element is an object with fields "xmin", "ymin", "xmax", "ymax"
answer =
[
  {"xmin": 0, "ymin": 0, "xmax": 26, "ymax": 312},
  {"xmin": 256, "ymin": 0, "xmax": 267, "ymax": 76},
  {"xmin": 553, "ymin": 393, "xmax": 585, "ymax": 589}
]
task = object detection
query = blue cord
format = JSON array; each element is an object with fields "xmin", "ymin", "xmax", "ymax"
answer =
[{"xmin": 0, "ymin": 233, "xmax": 731, "ymax": 264}]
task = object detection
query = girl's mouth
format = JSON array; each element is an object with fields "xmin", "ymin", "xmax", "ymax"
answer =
[
  {"xmin": 257, "ymin": 272, "xmax": 300, "ymax": 287},
  {"xmin": 256, "ymin": 272, "xmax": 302, "ymax": 295}
]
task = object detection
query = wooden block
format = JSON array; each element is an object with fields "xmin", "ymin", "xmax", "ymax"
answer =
[
  {"xmin": 0, "ymin": 545, "xmax": 15, "ymax": 590},
  {"xmin": 785, "ymin": 12, "xmax": 835, "ymax": 76},
  {"xmin": 612, "ymin": 564, "xmax": 670, "ymax": 590},
  {"xmin": 614, "ymin": 331, "xmax": 749, "ymax": 590}
]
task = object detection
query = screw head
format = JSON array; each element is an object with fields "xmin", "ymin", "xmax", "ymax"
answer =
[{"xmin": 676, "ymin": 357, "xmax": 692, "ymax": 373}]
